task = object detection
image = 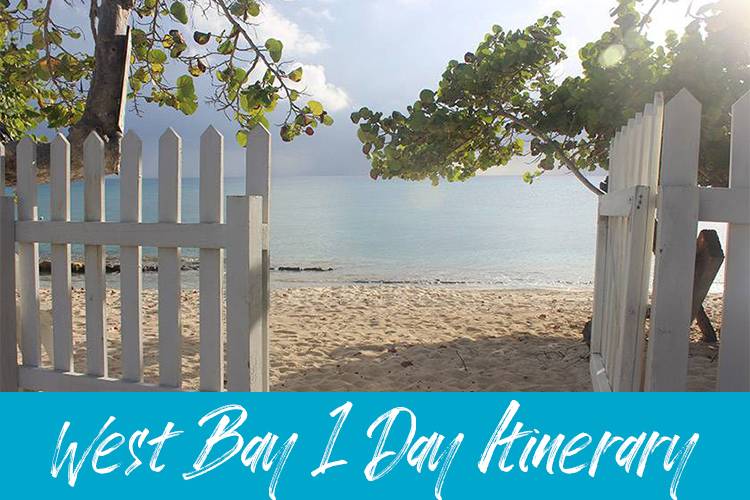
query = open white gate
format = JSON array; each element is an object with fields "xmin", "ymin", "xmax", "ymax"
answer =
[
  {"xmin": 590, "ymin": 94, "xmax": 664, "ymax": 392},
  {"xmin": 592, "ymin": 89, "xmax": 750, "ymax": 392}
]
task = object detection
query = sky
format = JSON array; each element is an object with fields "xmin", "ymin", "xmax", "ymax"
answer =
[{"xmin": 57, "ymin": 0, "xmax": 704, "ymax": 178}]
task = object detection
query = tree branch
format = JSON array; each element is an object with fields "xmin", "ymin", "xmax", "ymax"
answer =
[
  {"xmin": 89, "ymin": 0, "xmax": 98, "ymax": 39},
  {"xmin": 497, "ymin": 109, "xmax": 604, "ymax": 195}
]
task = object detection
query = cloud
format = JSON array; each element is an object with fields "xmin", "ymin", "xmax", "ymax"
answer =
[
  {"xmin": 192, "ymin": 1, "xmax": 348, "ymax": 112},
  {"xmin": 394, "ymin": 0, "xmax": 433, "ymax": 6},
  {"xmin": 196, "ymin": 3, "xmax": 328, "ymax": 56},
  {"xmin": 300, "ymin": 7, "xmax": 335, "ymax": 22},
  {"xmin": 255, "ymin": 4, "xmax": 329, "ymax": 56},
  {"xmin": 292, "ymin": 64, "xmax": 351, "ymax": 111}
]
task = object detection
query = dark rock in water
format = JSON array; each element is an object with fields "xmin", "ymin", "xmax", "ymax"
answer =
[
  {"xmin": 39, "ymin": 261, "xmax": 87, "ymax": 274},
  {"xmin": 39, "ymin": 259, "xmax": 333, "ymax": 274},
  {"xmin": 275, "ymin": 266, "xmax": 333, "ymax": 272},
  {"xmin": 105, "ymin": 263, "xmax": 121, "ymax": 273},
  {"xmin": 582, "ymin": 320, "xmax": 592, "ymax": 348}
]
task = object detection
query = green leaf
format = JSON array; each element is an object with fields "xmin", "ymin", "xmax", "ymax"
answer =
[
  {"xmin": 170, "ymin": 42, "xmax": 187, "ymax": 58},
  {"xmin": 32, "ymin": 30, "xmax": 44, "ymax": 49},
  {"xmin": 193, "ymin": 31, "xmax": 210, "ymax": 45},
  {"xmin": 179, "ymin": 99, "xmax": 197, "ymax": 115},
  {"xmin": 147, "ymin": 49, "xmax": 167, "ymax": 64},
  {"xmin": 288, "ymin": 67, "xmax": 303, "ymax": 82},
  {"xmin": 170, "ymin": 2, "xmax": 188, "ymax": 24},
  {"xmin": 236, "ymin": 129, "xmax": 248, "ymax": 147},
  {"xmin": 176, "ymin": 74, "xmax": 195, "ymax": 99},
  {"xmin": 322, "ymin": 114, "xmax": 334, "ymax": 126},
  {"xmin": 239, "ymin": 93, "xmax": 251, "ymax": 112},
  {"xmin": 265, "ymin": 38, "xmax": 283, "ymax": 62},
  {"xmin": 247, "ymin": 0, "xmax": 260, "ymax": 16},
  {"xmin": 419, "ymin": 89, "xmax": 435, "ymax": 104},
  {"xmin": 308, "ymin": 100, "xmax": 324, "ymax": 116},
  {"xmin": 217, "ymin": 39, "xmax": 234, "ymax": 55}
]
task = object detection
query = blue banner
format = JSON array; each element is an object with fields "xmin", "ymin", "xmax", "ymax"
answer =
[{"xmin": 0, "ymin": 393, "xmax": 745, "ymax": 498}]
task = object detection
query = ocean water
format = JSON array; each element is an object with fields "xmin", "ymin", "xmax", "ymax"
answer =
[{"xmin": 19, "ymin": 174, "xmax": 605, "ymax": 289}]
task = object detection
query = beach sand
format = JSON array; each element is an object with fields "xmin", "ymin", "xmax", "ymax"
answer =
[{"xmin": 34, "ymin": 287, "xmax": 722, "ymax": 392}]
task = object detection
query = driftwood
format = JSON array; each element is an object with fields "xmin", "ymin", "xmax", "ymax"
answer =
[{"xmin": 691, "ymin": 229, "xmax": 724, "ymax": 342}]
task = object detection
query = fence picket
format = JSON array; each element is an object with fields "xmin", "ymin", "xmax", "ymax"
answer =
[
  {"xmin": 613, "ymin": 185, "xmax": 650, "ymax": 391},
  {"xmin": 638, "ymin": 101, "xmax": 656, "ymax": 183},
  {"xmin": 606, "ymin": 124, "xmax": 631, "ymax": 380},
  {"xmin": 0, "ymin": 196, "xmax": 17, "ymax": 391},
  {"xmin": 635, "ymin": 93, "xmax": 664, "ymax": 389},
  {"xmin": 121, "ymin": 131, "xmax": 143, "ymax": 382},
  {"xmin": 158, "ymin": 128, "xmax": 182, "ymax": 388},
  {"xmin": 199, "ymin": 126, "xmax": 224, "ymax": 391},
  {"xmin": 600, "ymin": 134, "xmax": 619, "ymax": 374},
  {"xmin": 718, "ymin": 91, "xmax": 750, "ymax": 391},
  {"xmin": 51, "ymin": 134, "xmax": 73, "ymax": 372},
  {"xmin": 226, "ymin": 196, "xmax": 264, "ymax": 392},
  {"xmin": 84, "ymin": 132, "xmax": 107, "ymax": 377},
  {"xmin": 246, "ymin": 126, "xmax": 271, "ymax": 391},
  {"xmin": 17, "ymin": 138, "xmax": 41, "ymax": 367},
  {"xmin": 645, "ymin": 89, "xmax": 701, "ymax": 392}
]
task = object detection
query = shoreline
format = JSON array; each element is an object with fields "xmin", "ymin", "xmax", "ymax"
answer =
[{"xmin": 35, "ymin": 258, "xmax": 594, "ymax": 290}]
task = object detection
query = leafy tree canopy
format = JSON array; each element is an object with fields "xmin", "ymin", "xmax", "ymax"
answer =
[
  {"xmin": 0, "ymin": 0, "xmax": 332, "ymax": 145},
  {"xmin": 353, "ymin": 0, "xmax": 750, "ymax": 191}
]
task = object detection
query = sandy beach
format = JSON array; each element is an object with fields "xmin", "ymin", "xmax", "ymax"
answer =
[{"xmin": 33, "ymin": 286, "xmax": 722, "ymax": 392}]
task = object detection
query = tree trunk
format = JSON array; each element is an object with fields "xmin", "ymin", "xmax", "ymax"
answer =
[
  {"xmin": 3, "ymin": 0, "xmax": 132, "ymax": 186},
  {"xmin": 691, "ymin": 229, "xmax": 724, "ymax": 342}
]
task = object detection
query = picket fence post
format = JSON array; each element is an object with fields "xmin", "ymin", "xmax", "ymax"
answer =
[
  {"xmin": 226, "ymin": 195, "xmax": 264, "ymax": 392},
  {"xmin": 121, "ymin": 131, "xmax": 143, "ymax": 382},
  {"xmin": 718, "ymin": 91, "xmax": 750, "ymax": 391},
  {"xmin": 645, "ymin": 89, "xmax": 701, "ymax": 392},
  {"xmin": 199, "ymin": 126, "xmax": 225, "ymax": 391},
  {"xmin": 84, "ymin": 132, "xmax": 107, "ymax": 377},
  {"xmin": 0, "ymin": 194, "xmax": 17, "ymax": 391},
  {"xmin": 0, "ymin": 145, "xmax": 14, "ymax": 391},
  {"xmin": 51, "ymin": 134, "xmax": 73, "ymax": 372},
  {"xmin": 158, "ymin": 128, "xmax": 183, "ymax": 388},
  {"xmin": 246, "ymin": 125, "xmax": 271, "ymax": 391},
  {"xmin": 17, "ymin": 138, "xmax": 40, "ymax": 368}
]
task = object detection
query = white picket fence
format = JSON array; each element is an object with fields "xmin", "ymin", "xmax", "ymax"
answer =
[
  {"xmin": 591, "ymin": 89, "xmax": 750, "ymax": 391},
  {"xmin": 0, "ymin": 126, "xmax": 272, "ymax": 392}
]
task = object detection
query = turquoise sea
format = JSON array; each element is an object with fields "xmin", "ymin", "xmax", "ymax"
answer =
[{"xmin": 18, "ymin": 174, "xmax": 607, "ymax": 289}]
